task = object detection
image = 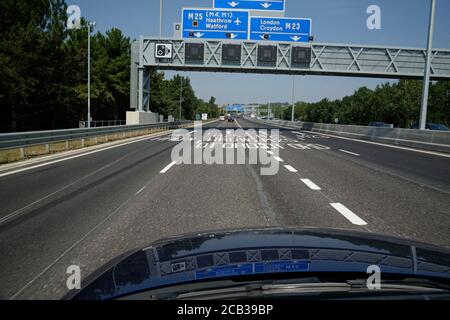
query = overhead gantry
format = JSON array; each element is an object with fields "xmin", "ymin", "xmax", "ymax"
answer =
[{"xmin": 130, "ymin": 37, "xmax": 450, "ymax": 112}]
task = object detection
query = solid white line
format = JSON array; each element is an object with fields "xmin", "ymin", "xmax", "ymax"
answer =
[
  {"xmin": 330, "ymin": 203, "xmax": 367, "ymax": 226},
  {"xmin": 274, "ymin": 157, "xmax": 284, "ymax": 162},
  {"xmin": 135, "ymin": 186, "xmax": 146, "ymax": 195},
  {"xmin": 339, "ymin": 149, "xmax": 360, "ymax": 156},
  {"xmin": 160, "ymin": 161, "xmax": 177, "ymax": 174},
  {"xmin": 284, "ymin": 165, "xmax": 298, "ymax": 173},
  {"xmin": 267, "ymin": 151, "xmax": 274, "ymax": 155},
  {"xmin": 301, "ymin": 179, "xmax": 321, "ymax": 190}
]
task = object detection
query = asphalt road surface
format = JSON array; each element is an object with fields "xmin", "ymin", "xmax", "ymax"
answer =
[{"xmin": 0, "ymin": 118, "xmax": 449, "ymax": 299}]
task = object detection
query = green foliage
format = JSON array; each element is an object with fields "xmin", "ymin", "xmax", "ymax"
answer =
[
  {"xmin": 195, "ymin": 96, "xmax": 220, "ymax": 119},
  {"xmin": 154, "ymin": 74, "xmax": 218, "ymax": 120},
  {"xmin": 0, "ymin": 0, "xmax": 69, "ymax": 131},
  {"xmin": 293, "ymin": 80, "xmax": 449, "ymax": 128},
  {"xmin": 0, "ymin": 0, "xmax": 215, "ymax": 132}
]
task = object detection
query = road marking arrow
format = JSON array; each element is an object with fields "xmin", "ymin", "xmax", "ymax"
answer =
[
  {"xmin": 261, "ymin": 2, "xmax": 272, "ymax": 9},
  {"xmin": 228, "ymin": 1, "xmax": 239, "ymax": 7},
  {"xmin": 194, "ymin": 32, "xmax": 204, "ymax": 38}
]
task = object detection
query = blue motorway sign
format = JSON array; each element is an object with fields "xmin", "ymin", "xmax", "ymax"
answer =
[
  {"xmin": 214, "ymin": 0, "xmax": 285, "ymax": 11},
  {"xmin": 250, "ymin": 16, "xmax": 312, "ymax": 42},
  {"xmin": 182, "ymin": 8, "xmax": 249, "ymax": 40},
  {"xmin": 226, "ymin": 105, "xmax": 244, "ymax": 112}
]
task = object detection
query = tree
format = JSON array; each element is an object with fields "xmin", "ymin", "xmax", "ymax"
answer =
[
  {"xmin": 392, "ymin": 80, "xmax": 422, "ymax": 127},
  {"xmin": 429, "ymin": 81, "xmax": 450, "ymax": 125},
  {"xmin": 207, "ymin": 96, "xmax": 219, "ymax": 118},
  {"xmin": 292, "ymin": 79, "xmax": 449, "ymax": 128},
  {"xmin": 0, "ymin": 0, "xmax": 134, "ymax": 131},
  {"xmin": 0, "ymin": 0, "xmax": 69, "ymax": 131}
]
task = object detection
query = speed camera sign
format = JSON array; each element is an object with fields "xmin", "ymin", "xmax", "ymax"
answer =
[{"xmin": 155, "ymin": 44, "xmax": 173, "ymax": 59}]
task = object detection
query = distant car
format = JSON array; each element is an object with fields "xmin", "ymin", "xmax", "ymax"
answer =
[
  {"xmin": 369, "ymin": 122, "xmax": 390, "ymax": 128},
  {"xmin": 219, "ymin": 115, "xmax": 225, "ymax": 121},
  {"xmin": 429, "ymin": 123, "xmax": 450, "ymax": 131},
  {"xmin": 228, "ymin": 115, "xmax": 235, "ymax": 122},
  {"xmin": 411, "ymin": 123, "xmax": 450, "ymax": 131}
]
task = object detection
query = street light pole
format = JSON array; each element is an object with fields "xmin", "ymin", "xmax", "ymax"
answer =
[
  {"xmin": 419, "ymin": 0, "xmax": 436, "ymax": 130},
  {"xmin": 179, "ymin": 77, "xmax": 183, "ymax": 120},
  {"xmin": 291, "ymin": 76, "xmax": 295, "ymax": 122},
  {"xmin": 87, "ymin": 22, "xmax": 95, "ymax": 128},
  {"xmin": 159, "ymin": 0, "xmax": 163, "ymax": 38}
]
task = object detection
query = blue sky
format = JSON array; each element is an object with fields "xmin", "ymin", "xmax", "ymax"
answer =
[{"xmin": 70, "ymin": 0, "xmax": 450, "ymax": 105}]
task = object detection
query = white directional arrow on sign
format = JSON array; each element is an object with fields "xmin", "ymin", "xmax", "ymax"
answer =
[
  {"xmin": 261, "ymin": 2, "xmax": 272, "ymax": 9},
  {"xmin": 230, "ymin": 33, "xmax": 238, "ymax": 39},
  {"xmin": 194, "ymin": 32, "xmax": 204, "ymax": 38},
  {"xmin": 291, "ymin": 36, "xmax": 301, "ymax": 42},
  {"xmin": 260, "ymin": 35, "xmax": 268, "ymax": 40},
  {"xmin": 228, "ymin": 1, "xmax": 239, "ymax": 7}
]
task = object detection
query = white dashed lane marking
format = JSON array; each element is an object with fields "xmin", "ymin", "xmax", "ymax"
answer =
[
  {"xmin": 284, "ymin": 165, "xmax": 298, "ymax": 173},
  {"xmin": 160, "ymin": 161, "xmax": 177, "ymax": 174},
  {"xmin": 274, "ymin": 157, "xmax": 284, "ymax": 162},
  {"xmin": 339, "ymin": 149, "xmax": 360, "ymax": 156},
  {"xmin": 330, "ymin": 203, "xmax": 367, "ymax": 226},
  {"xmin": 301, "ymin": 179, "xmax": 321, "ymax": 190}
]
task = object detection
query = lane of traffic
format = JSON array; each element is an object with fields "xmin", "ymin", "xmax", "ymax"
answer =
[
  {"xmin": 2, "ymin": 117, "xmax": 449, "ymax": 299},
  {"xmin": 13, "ymin": 140, "xmax": 273, "ymax": 299},
  {"xmin": 291, "ymin": 129, "xmax": 450, "ymax": 192},
  {"xmin": 236, "ymin": 118, "xmax": 450, "ymax": 248},
  {"xmin": 0, "ymin": 137, "xmax": 180, "ymax": 299},
  {"xmin": 241, "ymin": 118, "xmax": 450, "ymax": 192},
  {"xmin": 14, "ymin": 116, "xmax": 381, "ymax": 299},
  {"xmin": 236, "ymin": 118, "xmax": 372, "ymax": 229},
  {"xmin": 0, "ymin": 133, "xmax": 177, "ymax": 218}
]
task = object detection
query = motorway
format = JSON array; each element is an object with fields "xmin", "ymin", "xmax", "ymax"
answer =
[{"xmin": 0, "ymin": 118, "xmax": 449, "ymax": 299}]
